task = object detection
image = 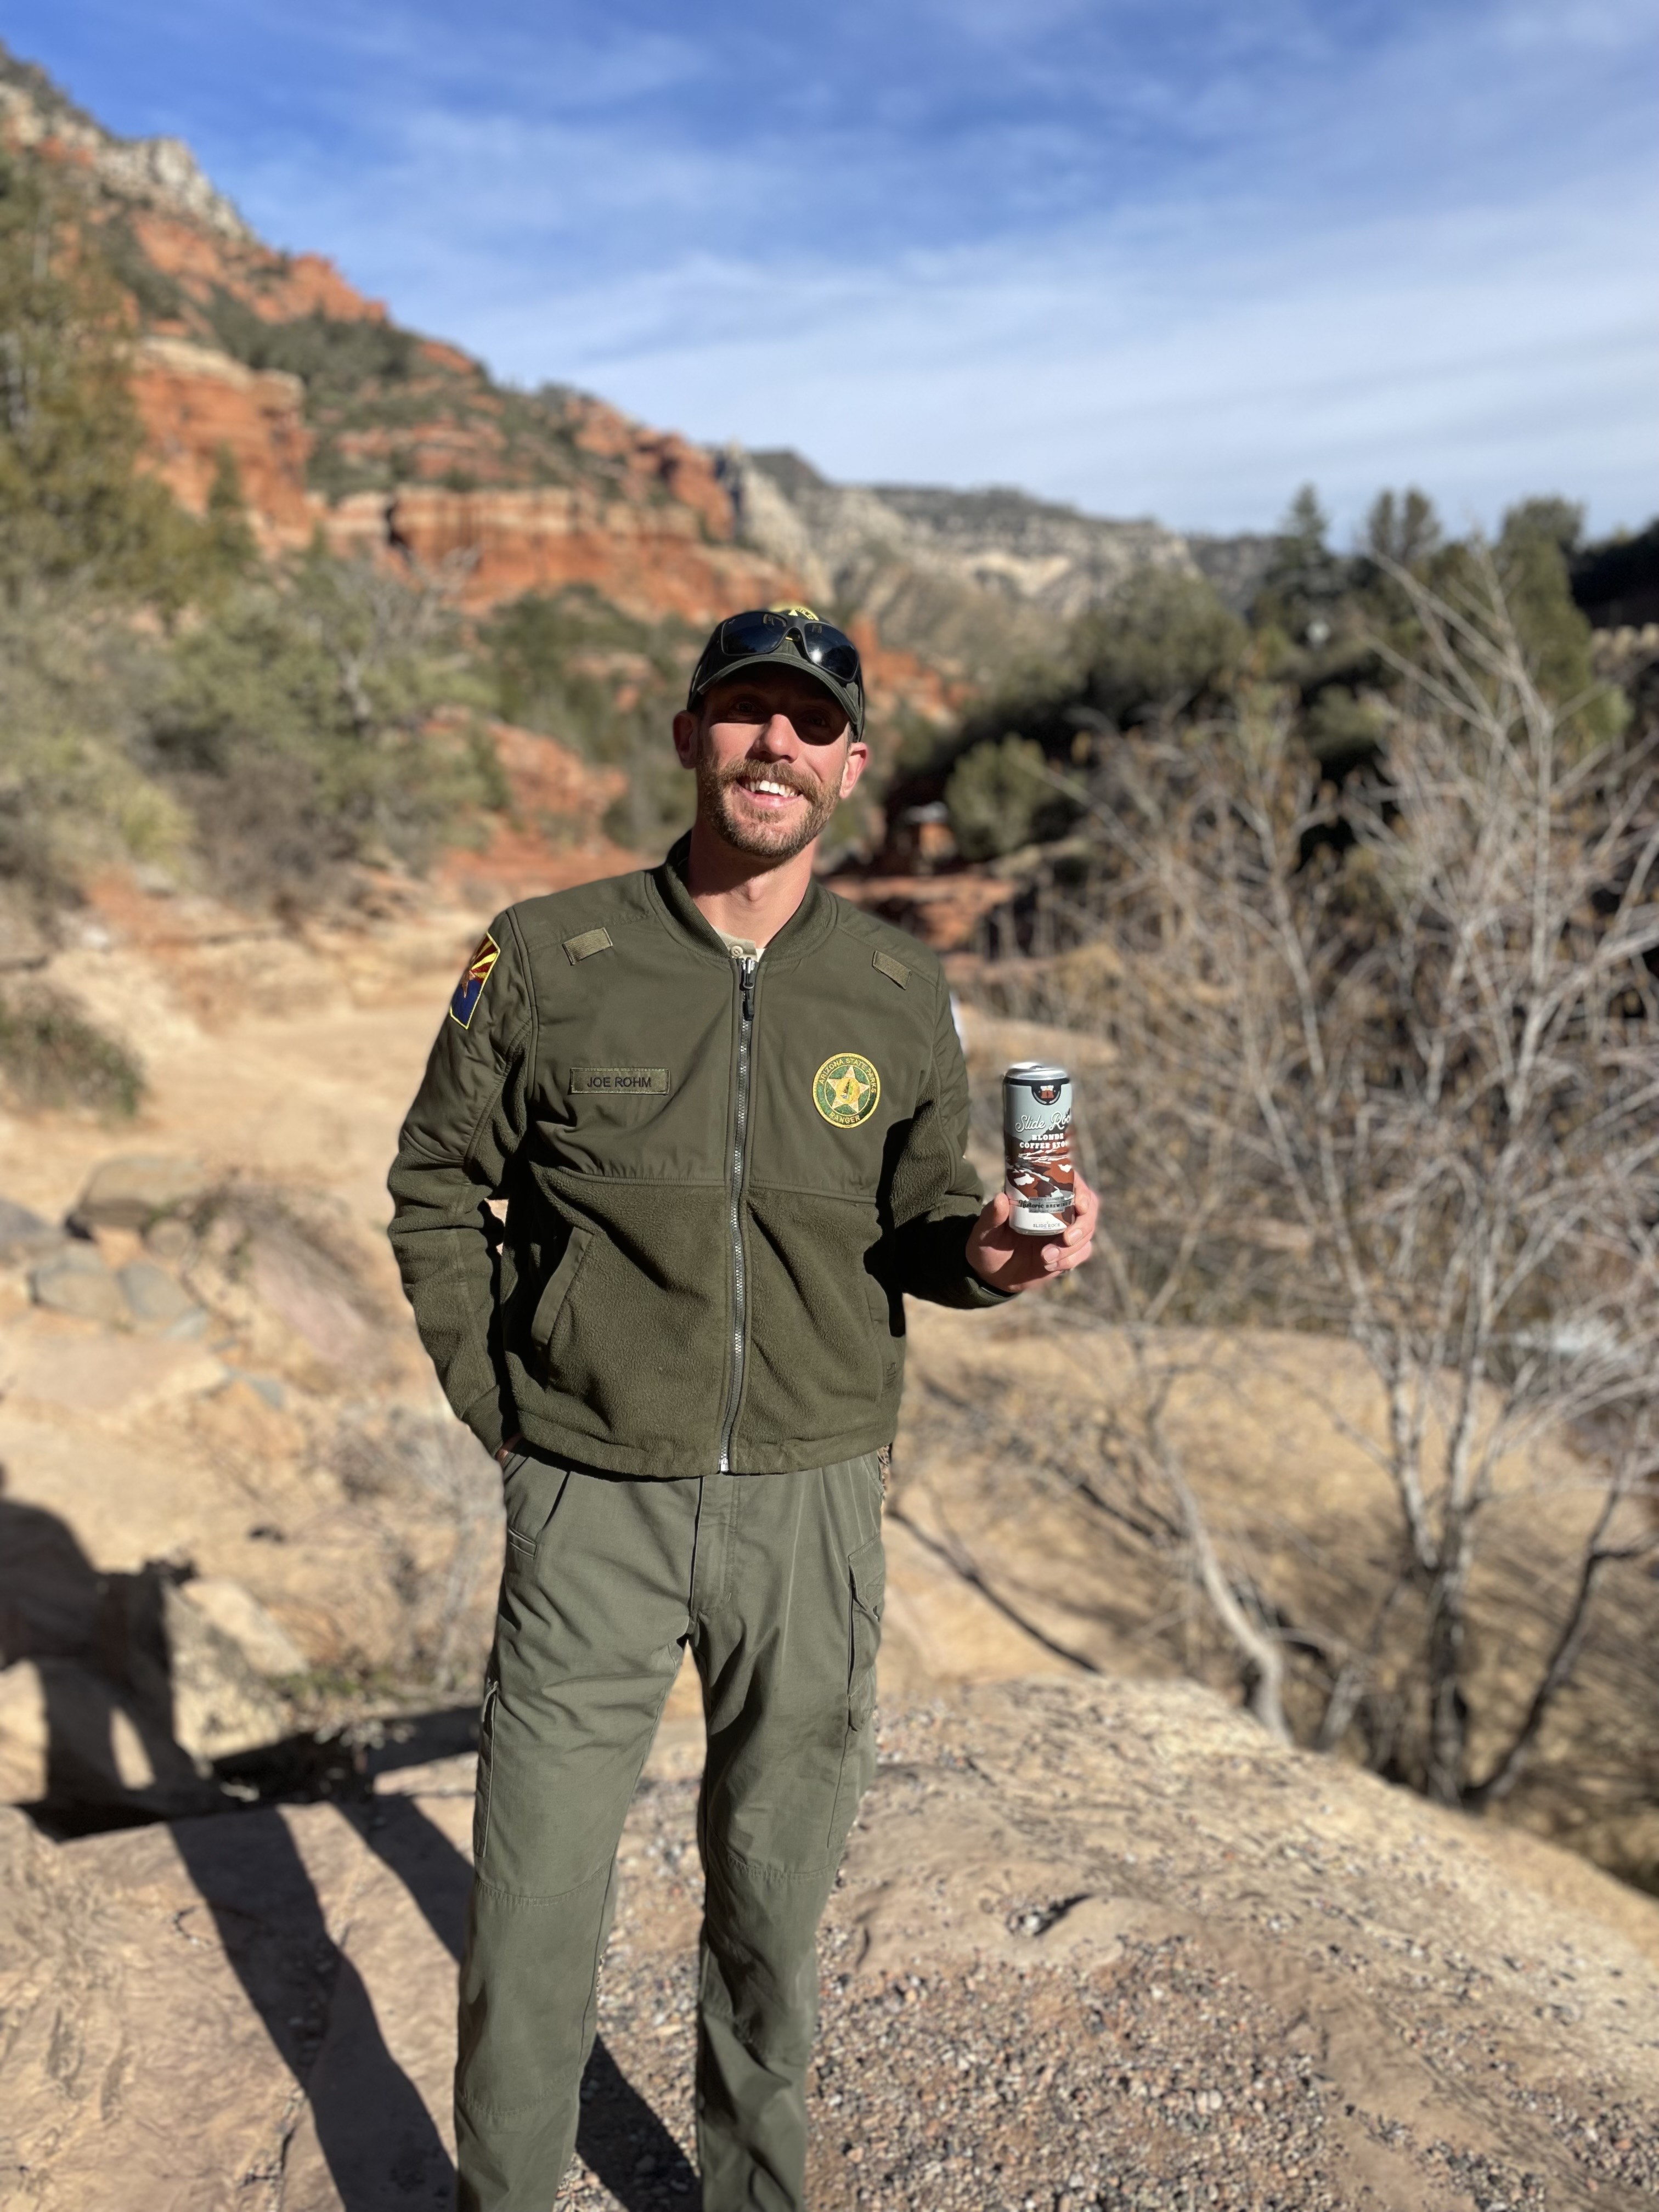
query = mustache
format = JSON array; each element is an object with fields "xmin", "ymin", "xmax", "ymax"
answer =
[{"xmin": 718, "ymin": 760, "xmax": 820, "ymax": 801}]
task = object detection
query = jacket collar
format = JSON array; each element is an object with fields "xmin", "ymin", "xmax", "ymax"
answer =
[{"xmin": 650, "ymin": 832, "xmax": 839, "ymax": 968}]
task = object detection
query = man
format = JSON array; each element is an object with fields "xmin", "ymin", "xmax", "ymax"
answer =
[{"xmin": 388, "ymin": 606, "xmax": 1097, "ymax": 2210}]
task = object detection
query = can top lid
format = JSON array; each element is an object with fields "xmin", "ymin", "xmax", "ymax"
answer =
[{"xmin": 1005, "ymin": 1060, "xmax": 1070, "ymax": 1085}]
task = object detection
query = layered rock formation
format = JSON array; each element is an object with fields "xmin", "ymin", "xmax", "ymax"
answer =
[
  {"xmin": 131, "ymin": 336, "xmax": 313, "ymax": 549},
  {"xmin": 726, "ymin": 449, "xmax": 1196, "ymax": 641},
  {"xmin": 2, "ymin": 36, "xmax": 1263, "ymax": 682}
]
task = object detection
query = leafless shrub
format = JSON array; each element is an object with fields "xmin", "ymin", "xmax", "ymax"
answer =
[{"xmin": 978, "ymin": 558, "xmax": 1659, "ymax": 1808}]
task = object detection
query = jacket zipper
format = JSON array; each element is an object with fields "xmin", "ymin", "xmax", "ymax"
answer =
[{"xmin": 717, "ymin": 953, "xmax": 758, "ymax": 1472}]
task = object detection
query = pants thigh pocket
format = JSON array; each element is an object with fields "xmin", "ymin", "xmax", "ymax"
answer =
[
  {"xmin": 473, "ymin": 1672, "xmax": 499, "ymax": 1869},
  {"xmin": 845, "ymin": 1535, "xmax": 885, "ymax": 1730},
  {"xmin": 826, "ymin": 1535, "xmax": 884, "ymax": 1852}
]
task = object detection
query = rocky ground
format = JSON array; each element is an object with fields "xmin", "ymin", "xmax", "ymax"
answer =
[
  {"xmin": 4, "ymin": 881, "xmax": 1659, "ymax": 2209},
  {"xmin": 6, "ymin": 1677, "xmax": 1659, "ymax": 2211}
]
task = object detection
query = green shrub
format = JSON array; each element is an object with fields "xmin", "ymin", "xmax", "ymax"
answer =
[
  {"xmin": 945, "ymin": 734, "xmax": 1056, "ymax": 860},
  {"xmin": 0, "ymin": 592, "xmax": 186, "ymax": 904},
  {"xmin": 144, "ymin": 554, "xmax": 500, "ymax": 899},
  {"xmin": 204, "ymin": 295, "xmax": 417, "ymax": 391},
  {"xmin": 0, "ymin": 993, "xmax": 143, "ymax": 1116},
  {"xmin": 0, "ymin": 157, "xmax": 224, "ymax": 613},
  {"xmin": 1074, "ymin": 566, "xmax": 1248, "ymax": 726},
  {"xmin": 1495, "ymin": 499, "xmax": 1626, "ymax": 749}
]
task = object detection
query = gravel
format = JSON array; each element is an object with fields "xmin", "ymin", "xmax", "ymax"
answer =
[{"xmin": 551, "ymin": 1682, "xmax": 1659, "ymax": 2211}]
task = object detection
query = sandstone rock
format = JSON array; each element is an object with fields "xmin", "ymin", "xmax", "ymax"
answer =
[
  {"xmin": 131, "ymin": 335, "xmax": 312, "ymax": 555},
  {"xmin": 29, "ymin": 1244, "xmax": 128, "ymax": 1327},
  {"xmin": 162, "ymin": 1582, "xmax": 291, "ymax": 1760},
  {"xmin": 69, "ymin": 1154, "xmax": 210, "ymax": 1233},
  {"xmin": 117, "ymin": 1258, "xmax": 207, "ymax": 1338},
  {"xmin": 0, "ymin": 1509, "xmax": 287, "ymax": 1810},
  {"xmin": 0, "ymin": 1197, "xmax": 59, "ymax": 1264},
  {"xmin": 71, "ymin": 1150, "xmax": 211, "ymax": 1238},
  {"xmin": 0, "ymin": 1661, "xmax": 48, "ymax": 1801},
  {"xmin": 320, "ymin": 483, "xmax": 791, "ymax": 620},
  {"xmin": 175, "ymin": 1578, "xmax": 308, "ymax": 1679},
  {"xmin": 0, "ymin": 1655, "xmax": 213, "ymax": 1814},
  {"xmin": 2, "ymin": 1325, "xmax": 224, "ymax": 1415},
  {"xmin": 0, "ymin": 1498, "xmax": 105, "ymax": 1667},
  {"xmin": 3, "ymin": 1678, "xmax": 1658, "ymax": 2211},
  {"xmin": 830, "ymin": 868, "xmax": 1017, "ymax": 952},
  {"xmin": 143, "ymin": 1215, "xmax": 196, "ymax": 1262}
]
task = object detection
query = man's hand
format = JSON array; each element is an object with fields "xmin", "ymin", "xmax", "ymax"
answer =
[
  {"xmin": 966, "ymin": 1170, "xmax": 1097, "ymax": 1294},
  {"xmin": 496, "ymin": 1433, "xmax": 524, "ymax": 1467}
]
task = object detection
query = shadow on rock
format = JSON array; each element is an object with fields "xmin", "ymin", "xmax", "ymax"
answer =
[{"xmin": 3, "ymin": 1492, "xmax": 692, "ymax": 2210}]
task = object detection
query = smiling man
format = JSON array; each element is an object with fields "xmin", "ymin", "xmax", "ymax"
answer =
[{"xmin": 388, "ymin": 606, "xmax": 1096, "ymax": 2212}]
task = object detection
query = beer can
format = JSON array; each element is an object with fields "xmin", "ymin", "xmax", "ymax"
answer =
[{"xmin": 1002, "ymin": 1062, "xmax": 1075, "ymax": 1236}]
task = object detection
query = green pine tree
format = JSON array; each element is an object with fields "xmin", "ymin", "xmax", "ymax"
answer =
[{"xmin": 0, "ymin": 154, "xmax": 206, "ymax": 609}]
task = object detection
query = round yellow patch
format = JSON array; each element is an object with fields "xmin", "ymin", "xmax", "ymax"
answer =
[{"xmin": 812, "ymin": 1051, "xmax": 881, "ymax": 1128}]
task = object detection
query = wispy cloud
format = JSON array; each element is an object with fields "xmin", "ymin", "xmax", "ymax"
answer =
[{"xmin": 9, "ymin": 0, "xmax": 1656, "ymax": 533}]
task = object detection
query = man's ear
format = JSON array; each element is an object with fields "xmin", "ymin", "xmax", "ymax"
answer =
[
  {"xmin": 838, "ymin": 739, "xmax": 871, "ymax": 799},
  {"xmin": 672, "ymin": 708, "xmax": 700, "ymax": 770}
]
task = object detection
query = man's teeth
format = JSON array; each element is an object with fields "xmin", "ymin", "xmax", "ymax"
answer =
[{"xmin": 747, "ymin": 780, "xmax": 796, "ymax": 798}]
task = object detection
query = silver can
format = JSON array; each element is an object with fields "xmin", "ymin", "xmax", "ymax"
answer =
[{"xmin": 1002, "ymin": 1062, "xmax": 1075, "ymax": 1236}]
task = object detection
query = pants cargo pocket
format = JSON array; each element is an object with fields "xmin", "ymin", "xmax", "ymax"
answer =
[
  {"xmin": 473, "ymin": 1673, "xmax": 499, "ymax": 1870},
  {"xmin": 827, "ymin": 1535, "xmax": 885, "ymax": 1850}
]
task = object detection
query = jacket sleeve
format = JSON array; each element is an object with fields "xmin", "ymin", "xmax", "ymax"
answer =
[
  {"xmin": 386, "ymin": 911, "xmax": 536, "ymax": 1455},
  {"xmin": 888, "ymin": 973, "xmax": 1016, "ymax": 1309}
]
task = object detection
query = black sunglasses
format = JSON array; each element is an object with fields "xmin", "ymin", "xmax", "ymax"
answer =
[{"xmin": 709, "ymin": 610, "xmax": 862, "ymax": 685}]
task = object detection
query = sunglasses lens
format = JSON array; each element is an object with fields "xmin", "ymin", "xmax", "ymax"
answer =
[
  {"xmin": 799, "ymin": 628, "xmax": 861, "ymax": 680},
  {"xmin": 715, "ymin": 613, "xmax": 861, "ymax": 687}
]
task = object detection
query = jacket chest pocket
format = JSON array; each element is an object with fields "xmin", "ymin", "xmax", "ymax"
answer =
[{"xmin": 531, "ymin": 1226, "xmax": 594, "ymax": 1368}]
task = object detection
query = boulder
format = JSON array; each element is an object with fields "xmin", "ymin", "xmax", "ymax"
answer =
[
  {"xmin": 29, "ymin": 1245, "xmax": 128, "ymax": 1328},
  {"xmin": 0, "ymin": 1661, "xmax": 48, "ymax": 1801},
  {"xmin": 175, "ymin": 1578, "xmax": 308, "ymax": 1679},
  {"xmin": 161, "ymin": 1581, "xmax": 291, "ymax": 1760},
  {"xmin": 0, "ymin": 1655, "xmax": 215, "ymax": 1814},
  {"xmin": 68, "ymin": 1155, "xmax": 210, "ymax": 1233},
  {"xmin": 0, "ymin": 1197, "xmax": 60, "ymax": 1265},
  {"xmin": 0, "ymin": 1516, "xmax": 290, "ymax": 1812},
  {"xmin": 142, "ymin": 1215, "xmax": 195, "ymax": 1262},
  {"xmin": 117, "ymin": 1259, "xmax": 207, "ymax": 1338}
]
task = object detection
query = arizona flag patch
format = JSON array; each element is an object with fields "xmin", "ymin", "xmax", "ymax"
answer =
[{"xmin": 449, "ymin": 930, "xmax": 501, "ymax": 1029}]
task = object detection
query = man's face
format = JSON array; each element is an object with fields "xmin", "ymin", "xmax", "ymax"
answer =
[{"xmin": 673, "ymin": 667, "xmax": 870, "ymax": 862}]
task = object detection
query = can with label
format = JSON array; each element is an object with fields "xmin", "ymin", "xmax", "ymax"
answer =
[{"xmin": 1002, "ymin": 1062, "xmax": 1075, "ymax": 1235}]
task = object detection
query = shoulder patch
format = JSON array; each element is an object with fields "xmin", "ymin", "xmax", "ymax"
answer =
[
  {"xmin": 872, "ymin": 949, "xmax": 909, "ymax": 988},
  {"xmin": 563, "ymin": 927, "xmax": 614, "ymax": 964},
  {"xmin": 449, "ymin": 930, "xmax": 501, "ymax": 1029}
]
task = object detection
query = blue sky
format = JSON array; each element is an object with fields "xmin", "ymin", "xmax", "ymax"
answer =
[{"xmin": 9, "ymin": 0, "xmax": 1657, "ymax": 537}]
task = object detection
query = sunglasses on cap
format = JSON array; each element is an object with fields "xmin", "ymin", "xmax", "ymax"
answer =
[{"xmin": 707, "ymin": 608, "xmax": 861, "ymax": 682}]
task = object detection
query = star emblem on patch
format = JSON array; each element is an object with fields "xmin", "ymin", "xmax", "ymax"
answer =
[{"xmin": 813, "ymin": 1051, "xmax": 881, "ymax": 1129}]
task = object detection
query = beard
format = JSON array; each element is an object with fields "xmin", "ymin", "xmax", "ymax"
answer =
[{"xmin": 697, "ymin": 746, "xmax": 843, "ymax": 861}]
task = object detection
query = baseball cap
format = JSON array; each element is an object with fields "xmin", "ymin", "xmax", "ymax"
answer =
[{"xmin": 686, "ymin": 606, "xmax": 865, "ymax": 737}]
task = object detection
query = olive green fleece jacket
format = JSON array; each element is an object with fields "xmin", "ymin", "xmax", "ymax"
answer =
[{"xmin": 387, "ymin": 836, "xmax": 1008, "ymax": 1476}]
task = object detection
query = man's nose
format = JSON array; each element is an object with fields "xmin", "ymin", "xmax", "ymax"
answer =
[{"xmin": 752, "ymin": 713, "xmax": 802, "ymax": 754}]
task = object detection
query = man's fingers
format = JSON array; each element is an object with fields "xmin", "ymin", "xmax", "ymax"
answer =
[{"xmin": 1057, "ymin": 1173, "xmax": 1097, "ymax": 1246}]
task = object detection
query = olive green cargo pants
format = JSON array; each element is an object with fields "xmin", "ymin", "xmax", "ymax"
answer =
[{"xmin": 455, "ymin": 1452, "xmax": 886, "ymax": 2212}]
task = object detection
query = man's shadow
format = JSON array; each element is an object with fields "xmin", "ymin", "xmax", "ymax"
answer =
[{"xmin": 1, "ymin": 1492, "xmax": 693, "ymax": 2210}]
